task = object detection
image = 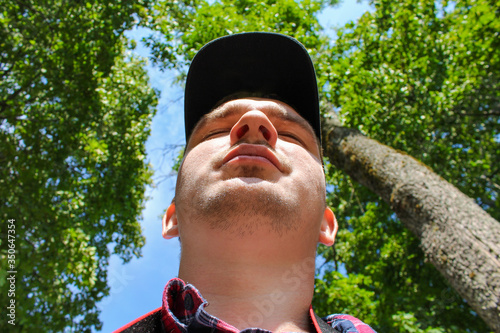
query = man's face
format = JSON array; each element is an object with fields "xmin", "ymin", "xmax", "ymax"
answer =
[{"xmin": 175, "ymin": 98, "xmax": 326, "ymax": 237}]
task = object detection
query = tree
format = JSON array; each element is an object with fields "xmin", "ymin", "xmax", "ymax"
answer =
[
  {"xmin": 314, "ymin": 0, "xmax": 499, "ymax": 331},
  {"xmin": 0, "ymin": 0, "xmax": 157, "ymax": 331},
  {"xmin": 142, "ymin": 0, "xmax": 334, "ymax": 74},
  {"xmin": 318, "ymin": 118, "xmax": 500, "ymax": 331},
  {"xmin": 144, "ymin": 0, "xmax": 498, "ymax": 331}
]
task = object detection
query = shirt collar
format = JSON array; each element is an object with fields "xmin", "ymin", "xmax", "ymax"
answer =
[{"xmin": 161, "ymin": 277, "xmax": 323, "ymax": 333}]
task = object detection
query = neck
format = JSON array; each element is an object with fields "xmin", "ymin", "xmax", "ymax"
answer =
[{"xmin": 178, "ymin": 229, "xmax": 318, "ymax": 332}]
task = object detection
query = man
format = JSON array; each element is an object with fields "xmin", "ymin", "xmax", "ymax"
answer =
[{"xmin": 115, "ymin": 32, "xmax": 376, "ymax": 333}]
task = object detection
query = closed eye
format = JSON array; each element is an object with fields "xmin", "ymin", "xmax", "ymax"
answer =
[
  {"xmin": 278, "ymin": 132, "xmax": 305, "ymax": 146},
  {"xmin": 202, "ymin": 129, "xmax": 230, "ymax": 141}
]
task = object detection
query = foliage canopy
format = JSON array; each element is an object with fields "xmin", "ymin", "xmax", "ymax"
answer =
[
  {"xmin": 1, "ymin": 0, "xmax": 498, "ymax": 331},
  {"xmin": 0, "ymin": 0, "xmax": 157, "ymax": 331},
  {"xmin": 315, "ymin": 0, "xmax": 497, "ymax": 331}
]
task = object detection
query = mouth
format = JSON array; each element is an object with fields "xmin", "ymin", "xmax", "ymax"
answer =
[{"xmin": 222, "ymin": 144, "xmax": 282, "ymax": 171}]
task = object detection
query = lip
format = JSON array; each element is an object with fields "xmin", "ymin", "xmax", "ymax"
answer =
[{"xmin": 222, "ymin": 144, "xmax": 282, "ymax": 171}]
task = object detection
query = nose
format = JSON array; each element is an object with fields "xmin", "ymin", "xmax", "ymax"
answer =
[{"xmin": 229, "ymin": 110, "xmax": 278, "ymax": 148}]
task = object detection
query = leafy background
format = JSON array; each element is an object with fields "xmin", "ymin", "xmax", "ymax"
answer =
[{"xmin": 1, "ymin": 0, "xmax": 497, "ymax": 332}]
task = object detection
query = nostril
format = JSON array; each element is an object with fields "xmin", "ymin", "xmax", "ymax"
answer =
[
  {"xmin": 236, "ymin": 124, "xmax": 249, "ymax": 138},
  {"xmin": 259, "ymin": 125, "xmax": 271, "ymax": 141}
]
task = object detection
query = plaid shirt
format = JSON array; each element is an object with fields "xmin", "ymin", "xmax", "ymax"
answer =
[{"xmin": 160, "ymin": 278, "xmax": 377, "ymax": 333}]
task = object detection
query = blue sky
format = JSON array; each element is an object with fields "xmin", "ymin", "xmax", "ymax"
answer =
[{"xmin": 96, "ymin": 2, "xmax": 373, "ymax": 332}]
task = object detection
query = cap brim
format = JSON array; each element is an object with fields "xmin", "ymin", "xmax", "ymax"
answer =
[{"xmin": 184, "ymin": 32, "xmax": 320, "ymax": 144}]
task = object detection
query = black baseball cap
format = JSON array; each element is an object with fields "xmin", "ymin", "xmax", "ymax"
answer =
[{"xmin": 184, "ymin": 32, "xmax": 320, "ymax": 145}]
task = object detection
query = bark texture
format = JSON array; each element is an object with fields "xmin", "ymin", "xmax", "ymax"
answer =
[{"xmin": 322, "ymin": 116, "xmax": 500, "ymax": 332}]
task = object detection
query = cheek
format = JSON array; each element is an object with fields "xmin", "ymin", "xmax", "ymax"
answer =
[
  {"xmin": 184, "ymin": 140, "xmax": 223, "ymax": 166},
  {"xmin": 301, "ymin": 163, "xmax": 326, "ymax": 197},
  {"xmin": 178, "ymin": 139, "xmax": 226, "ymax": 183},
  {"xmin": 280, "ymin": 145, "xmax": 325, "ymax": 196},
  {"xmin": 281, "ymin": 143, "xmax": 324, "ymax": 181}
]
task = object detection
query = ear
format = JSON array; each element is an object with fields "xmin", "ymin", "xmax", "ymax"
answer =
[
  {"xmin": 318, "ymin": 207, "xmax": 338, "ymax": 246},
  {"xmin": 162, "ymin": 203, "xmax": 179, "ymax": 239}
]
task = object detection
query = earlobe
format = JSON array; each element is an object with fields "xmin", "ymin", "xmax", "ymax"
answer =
[
  {"xmin": 162, "ymin": 203, "xmax": 179, "ymax": 239},
  {"xmin": 318, "ymin": 207, "xmax": 338, "ymax": 246}
]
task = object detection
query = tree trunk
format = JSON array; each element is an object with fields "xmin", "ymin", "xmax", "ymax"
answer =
[{"xmin": 322, "ymin": 116, "xmax": 500, "ymax": 332}]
